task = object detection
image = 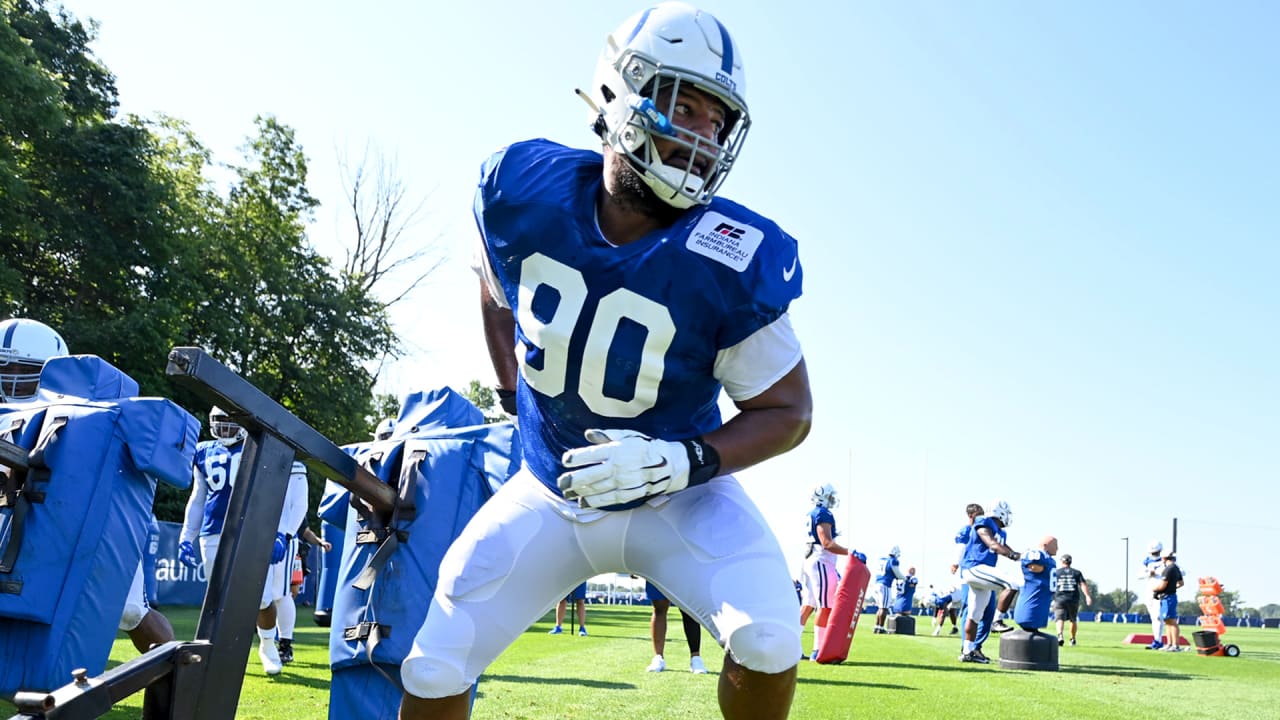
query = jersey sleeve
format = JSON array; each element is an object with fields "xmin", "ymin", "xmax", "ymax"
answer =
[
  {"xmin": 179, "ymin": 455, "xmax": 208, "ymax": 543},
  {"xmin": 278, "ymin": 461, "xmax": 309, "ymax": 536},
  {"xmin": 713, "ymin": 313, "xmax": 803, "ymax": 401},
  {"xmin": 472, "ymin": 146, "xmax": 512, "ymax": 309}
]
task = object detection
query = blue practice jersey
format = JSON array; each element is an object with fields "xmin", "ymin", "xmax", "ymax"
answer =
[
  {"xmin": 1013, "ymin": 549, "xmax": 1056, "ymax": 629},
  {"xmin": 807, "ymin": 506, "xmax": 837, "ymax": 544},
  {"xmin": 875, "ymin": 555, "xmax": 902, "ymax": 587},
  {"xmin": 891, "ymin": 575, "xmax": 918, "ymax": 613},
  {"xmin": 476, "ymin": 140, "xmax": 803, "ymax": 504},
  {"xmin": 192, "ymin": 440, "xmax": 243, "ymax": 537},
  {"xmin": 960, "ymin": 516, "xmax": 1003, "ymax": 569}
]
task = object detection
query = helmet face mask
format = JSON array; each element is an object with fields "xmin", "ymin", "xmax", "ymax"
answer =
[
  {"xmin": 811, "ymin": 482, "xmax": 838, "ymax": 509},
  {"xmin": 990, "ymin": 500, "xmax": 1012, "ymax": 527},
  {"xmin": 591, "ymin": 2, "xmax": 750, "ymax": 209},
  {"xmin": 374, "ymin": 418, "xmax": 395, "ymax": 441},
  {"xmin": 0, "ymin": 318, "xmax": 69, "ymax": 402},
  {"xmin": 889, "ymin": 545, "xmax": 901, "ymax": 558},
  {"xmin": 208, "ymin": 406, "xmax": 247, "ymax": 446}
]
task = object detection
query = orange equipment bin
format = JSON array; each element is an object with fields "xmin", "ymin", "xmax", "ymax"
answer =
[{"xmin": 1192, "ymin": 575, "xmax": 1240, "ymax": 657}]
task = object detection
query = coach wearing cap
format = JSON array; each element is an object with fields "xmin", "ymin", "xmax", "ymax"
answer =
[{"xmin": 1050, "ymin": 554, "xmax": 1093, "ymax": 647}]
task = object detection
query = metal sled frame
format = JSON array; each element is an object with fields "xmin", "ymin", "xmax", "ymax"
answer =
[{"xmin": 7, "ymin": 347, "xmax": 397, "ymax": 720}]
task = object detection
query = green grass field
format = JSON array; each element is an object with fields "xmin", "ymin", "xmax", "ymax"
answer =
[{"xmin": 5, "ymin": 605, "xmax": 1278, "ymax": 719}]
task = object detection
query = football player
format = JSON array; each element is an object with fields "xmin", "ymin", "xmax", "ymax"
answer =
[
  {"xmin": 1013, "ymin": 536, "xmax": 1058, "ymax": 632},
  {"xmin": 872, "ymin": 546, "xmax": 905, "ymax": 634},
  {"xmin": 400, "ymin": 4, "xmax": 812, "ymax": 718},
  {"xmin": 799, "ymin": 484, "xmax": 849, "ymax": 659},
  {"xmin": 0, "ymin": 317, "xmax": 67, "ymax": 403},
  {"xmin": 928, "ymin": 585, "xmax": 962, "ymax": 636},
  {"xmin": 1, "ymin": 318, "xmax": 175, "ymax": 652},
  {"xmin": 178, "ymin": 406, "xmax": 309, "ymax": 674},
  {"xmin": 956, "ymin": 500, "xmax": 1021, "ymax": 663},
  {"xmin": 890, "ymin": 566, "xmax": 918, "ymax": 618},
  {"xmin": 1139, "ymin": 540, "xmax": 1166, "ymax": 649}
]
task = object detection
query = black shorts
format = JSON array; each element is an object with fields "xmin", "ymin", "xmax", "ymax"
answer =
[{"xmin": 1052, "ymin": 599, "xmax": 1080, "ymax": 622}]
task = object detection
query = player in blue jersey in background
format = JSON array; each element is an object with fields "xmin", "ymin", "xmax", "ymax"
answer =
[
  {"xmin": 799, "ymin": 484, "xmax": 849, "ymax": 659},
  {"xmin": 928, "ymin": 585, "xmax": 962, "ymax": 636},
  {"xmin": 1013, "ymin": 536, "xmax": 1057, "ymax": 632},
  {"xmin": 400, "ymin": 4, "xmax": 811, "ymax": 718},
  {"xmin": 956, "ymin": 501, "xmax": 1021, "ymax": 663},
  {"xmin": 178, "ymin": 407, "xmax": 309, "ymax": 674},
  {"xmin": 872, "ymin": 546, "xmax": 905, "ymax": 634},
  {"xmin": 1, "ymin": 318, "xmax": 176, "ymax": 653},
  {"xmin": 890, "ymin": 566, "xmax": 918, "ymax": 618}
]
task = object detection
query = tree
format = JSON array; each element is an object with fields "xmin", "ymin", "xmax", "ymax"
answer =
[
  {"xmin": 1095, "ymin": 587, "xmax": 1136, "ymax": 614},
  {"xmin": 1259, "ymin": 603, "xmax": 1280, "ymax": 619},
  {"xmin": 337, "ymin": 143, "xmax": 443, "ymax": 306},
  {"xmin": 462, "ymin": 379, "xmax": 507, "ymax": 424},
  {"xmin": 3, "ymin": 5, "xmax": 405, "ymax": 524}
]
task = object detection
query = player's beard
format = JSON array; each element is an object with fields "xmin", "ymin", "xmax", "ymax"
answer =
[{"xmin": 606, "ymin": 154, "xmax": 685, "ymax": 226}]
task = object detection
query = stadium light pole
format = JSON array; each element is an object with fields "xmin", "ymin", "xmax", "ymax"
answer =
[{"xmin": 1121, "ymin": 537, "xmax": 1129, "ymax": 610}]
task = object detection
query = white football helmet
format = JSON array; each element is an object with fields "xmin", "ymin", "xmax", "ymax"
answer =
[
  {"xmin": 989, "ymin": 500, "xmax": 1012, "ymax": 526},
  {"xmin": 208, "ymin": 406, "xmax": 247, "ymax": 446},
  {"xmin": 588, "ymin": 2, "xmax": 750, "ymax": 208},
  {"xmin": 374, "ymin": 417, "xmax": 395, "ymax": 441},
  {"xmin": 0, "ymin": 318, "xmax": 69, "ymax": 402},
  {"xmin": 889, "ymin": 545, "xmax": 901, "ymax": 558},
  {"xmin": 1148, "ymin": 540, "xmax": 1163, "ymax": 556},
  {"xmin": 810, "ymin": 482, "xmax": 838, "ymax": 509}
]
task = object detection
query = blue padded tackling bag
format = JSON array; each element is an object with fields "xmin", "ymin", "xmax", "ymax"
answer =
[
  {"xmin": 0, "ymin": 356, "xmax": 197, "ymax": 697},
  {"xmin": 326, "ymin": 387, "xmax": 518, "ymax": 720}
]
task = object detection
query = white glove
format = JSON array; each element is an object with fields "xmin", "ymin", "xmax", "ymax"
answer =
[{"xmin": 558, "ymin": 429, "xmax": 691, "ymax": 508}]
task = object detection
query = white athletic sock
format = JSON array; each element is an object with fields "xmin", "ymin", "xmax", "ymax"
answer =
[
  {"xmin": 275, "ymin": 596, "xmax": 296, "ymax": 640},
  {"xmin": 257, "ymin": 626, "xmax": 275, "ymax": 642}
]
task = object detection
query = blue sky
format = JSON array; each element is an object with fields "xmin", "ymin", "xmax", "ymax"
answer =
[{"xmin": 73, "ymin": 1, "xmax": 1278, "ymax": 606}]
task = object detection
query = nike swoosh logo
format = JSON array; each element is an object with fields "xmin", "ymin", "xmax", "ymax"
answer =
[{"xmin": 782, "ymin": 257, "xmax": 797, "ymax": 282}]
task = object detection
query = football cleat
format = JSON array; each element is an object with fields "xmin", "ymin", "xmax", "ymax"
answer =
[
  {"xmin": 992, "ymin": 619, "xmax": 1014, "ymax": 634},
  {"xmin": 646, "ymin": 655, "xmax": 666, "ymax": 672},
  {"xmin": 277, "ymin": 639, "xmax": 294, "ymax": 664},
  {"xmin": 959, "ymin": 652, "xmax": 989, "ymax": 664},
  {"xmin": 548, "ymin": 625, "xmax": 564, "ymax": 635},
  {"xmin": 578, "ymin": 626, "xmax": 588, "ymax": 637},
  {"xmin": 1057, "ymin": 634, "xmax": 1065, "ymax": 647}
]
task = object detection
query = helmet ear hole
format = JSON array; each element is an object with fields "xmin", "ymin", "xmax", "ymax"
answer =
[{"xmin": 600, "ymin": 85, "xmax": 616, "ymax": 103}]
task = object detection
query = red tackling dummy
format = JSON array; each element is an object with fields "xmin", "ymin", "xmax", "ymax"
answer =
[{"xmin": 815, "ymin": 553, "xmax": 871, "ymax": 663}]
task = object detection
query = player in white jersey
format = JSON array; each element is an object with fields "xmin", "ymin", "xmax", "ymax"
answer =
[
  {"xmin": 178, "ymin": 407, "xmax": 309, "ymax": 674},
  {"xmin": 1, "ymin": 318, "xmax": 175, "ymax": 652},
  {"xmin": 400, "ymin": 5, "xmax": 812, "ymax": 718},
  {"xmin": 1139, "ymin": 540, "xmax": 1166, "ymax": 649},
  {"xmin": 799, "ymin": 484, "xmax": 849, "ymax": 659}
]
